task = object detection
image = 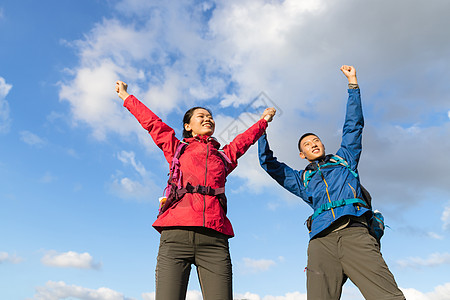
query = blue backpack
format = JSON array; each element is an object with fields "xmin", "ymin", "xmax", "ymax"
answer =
[{"xmin": 302, "ymin": 155, "xmax": 385, "ymax": 244}]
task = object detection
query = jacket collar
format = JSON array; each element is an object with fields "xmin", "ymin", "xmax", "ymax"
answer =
[
  {"xmin": 305, "ymin": 154, "xmax": 334, "ymax": 171},
  {"xmin": 184, "ymin": 135, "xmax": 221, "ymax": 149}
]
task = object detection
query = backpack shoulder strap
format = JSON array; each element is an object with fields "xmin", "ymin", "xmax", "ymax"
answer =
[
  {"xmin": 302, "ymin": 155, "xmax": 358, "ymax": 188},
  {"xmin": 217, "ymin": 149, "xmax": 232, "ymax": 172},
  {"xmin": 302, "ymin": 169, "xmax": 316, "ymax": 188},
  {"xmin": 174, "ymin": 140, "xmax": 188, "ymax": 158},
  {"xmin": 169, "ymin": 141, "xmax": 189, "ymax": 186},
  {"xmin": 330, "ymin": 155, "xmax": 358, "ymax": 178}
]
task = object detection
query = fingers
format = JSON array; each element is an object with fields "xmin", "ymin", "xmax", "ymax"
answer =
[
  {"xmin": 115, "ymin": 80, "xmax": 128, "ymax": 93},
  {"xmin": 340, "ymin": 65, "xmax": 357, "ymax": 79},
  {"xmin": 340, "ymin": 65, "xmax": 353, "ymax": 73},
  {"xmin": 262, "ymin": 107, "xmax": 277, "ymax": 122},
  {"xmin": 265, "ymin": 107, "xmax": 276, "ymax": 117},
  {"xmin": 115, "ymin": 80, "xmax": 130, "ymax": 101}
]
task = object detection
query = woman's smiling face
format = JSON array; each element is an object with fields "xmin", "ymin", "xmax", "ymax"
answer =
[{"xmin": 184, "ymin": 108, "xmax": 215, "ymax": 137}]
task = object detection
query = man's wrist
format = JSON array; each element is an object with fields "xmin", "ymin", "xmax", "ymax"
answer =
[
  {"xmin": 348, "ymin": 83, "xmax": 359, "ymax": 89},
  {"xmin": 347, "ymin": 75, "xmax": 357, "ymax": 84}
]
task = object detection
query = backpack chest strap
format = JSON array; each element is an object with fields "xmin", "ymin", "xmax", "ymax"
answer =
[
  {"xmin": 176, "ymin": 182, "xmax": 225, "ymax": 197},
  {"xmin": 311, "ymin": 198, "xmax": 366, "ymax": 220}
]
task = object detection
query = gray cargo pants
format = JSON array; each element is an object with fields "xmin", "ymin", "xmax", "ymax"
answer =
[
  {"xmin": 155, "ymin": 227, "xmax": 232, "ymax": 300},
  {"xmin": 307, "ymin": 226, "xmax": 405, "ymax": 300}
]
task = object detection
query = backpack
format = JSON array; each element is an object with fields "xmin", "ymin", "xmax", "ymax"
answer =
[
  {"xmin": 302, "ymin": 155, "xmax": 385, "ymax": 244},
  {"xmin": 157, "ymin": 140, "xmax": 231, "ymax": 217}
]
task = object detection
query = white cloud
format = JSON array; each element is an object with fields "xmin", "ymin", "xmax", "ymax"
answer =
[
  {"xmin": 442, "ymin": 205, "xmax": 450, "ymax": 230},
  {"xmin": 110, "ymin": 175, "xmax": 154, "ymax": 200},
  {"xmin": 0, "ymin": 76, "xmax": 12, "ymax": 133},
  {"xmin": 402, "ymin": 283, "xmax": 450, "ymax": 300},
  {"xmin": 109, "ymin": 150, "xmax": 161, "ymax": 201},
  {"xmin": 0, "ymin": 77, "xmax": 11, "ymax": 97},
  {"xmin": 0, "ymin": 251, "xmax": 22, "ymax": 264},
  {"xmin": 143, "ymin": 290, "xmax": 308, "ymax": 300},
  {"xmin": 58, "ymin": 14, "xmax": 193, "ymax": 142},
  {"xmin": 41, "ymin": 251, "xmax": 101, "ymax": 270},
  {"xmin": 234, "ymin": 291, "xmax": 307, "ymax": 300},
  {"xmin": 59, "ymin": 60, "xmax": 133, "ymax": 141},
  {"xmin": 242, "ymin": 257, "xmax": 276, "ymax": 273},
  {"xmin": 32, "ymin": 281, "xmax": 134, "ymax": 300},
  {"xmin": 117, "ymin": 150, "xmax": 147, "ymax": 177},
  {"xmin": 397, "ymin": 252, "xmax": 450, "ymax": 269},
  {"xmin": 142, "ymin": 290, "xmax": 202, "ymax": 300},
  {"xmin": 60, "ymin": 0, "xmax": 450, "ymax": 208},
  {"xmin": 143, "ymin": 285, "xmax": 450, "ymax": 300},
  {"xmin": 20, "ymin": 130, "xmax": 46, "ymax": 147},
  {"xmin": 427, "ymin": 232, "xmax": 444, "ymax": 240}
]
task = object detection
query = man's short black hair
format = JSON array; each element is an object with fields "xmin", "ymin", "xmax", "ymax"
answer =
[{"xmin": 298, "ymin": 132, "xmax": 318, "ymax": 152}]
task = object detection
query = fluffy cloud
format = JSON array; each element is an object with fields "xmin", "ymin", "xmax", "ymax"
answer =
[
  {"xmin": 20, "ymin": 130, "xmax": 46, "ymax": 147},
  {"xmin": 33, "ymin": 284, "xmax": 450, "ymax": 300},
  {"xmin": 41, "ymin": 251, "xmax": 101, "ymax": 270},
  {"xmin": 0, "ymin": 76, "xmax": 12, "ymax": 133},
  {"xmin": 242, "ymin": 257, "xmax": 276, "ymax": 273},
  {"xmin": 142, "ymin": 290, "xmax": 202, "ymax": 300},
  {"xmin": 402, "ymin": 283, "xmax": 450, "ymax": 300},
  {"xmin": 397, "ymin": 252, "xmax": 450, "ymax": 269},
  {"xmin": 109, "ymin": 150, "xmax": 161, "ymax": 201},
  {"xmin": 442, "ymin": 205, "xmax": 450, "ymax": 230},
  {"xmin": 0, "ymin": 251, "xmax": 22, "ymax": 264},
  {"xmin": 32, "ymin": 281, "xmax": 133, "ymax": 300},
  {"xmin": 234, "ymin": 291, "xmax": 307, "ymax": 300},
  {"xmin": 143, "ymin": 290, "xmax": 308, "ymax": 300},
  {"xmin": 60, "ymin": 0, "xmax": 450, "ymax": 208},
  {"xmin": 117, "ymin": 150, "xmax": 147, "ymax": 177}
]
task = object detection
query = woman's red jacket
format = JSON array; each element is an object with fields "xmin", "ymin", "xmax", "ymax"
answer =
[{"xmin": 124, "ymin": 95, "xmax": 268, "ymax": 237}]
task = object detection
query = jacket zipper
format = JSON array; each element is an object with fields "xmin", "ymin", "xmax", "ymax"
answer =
[{"xmin": 203, "ymin": 142, "xmax": 209, "ymax": 227}]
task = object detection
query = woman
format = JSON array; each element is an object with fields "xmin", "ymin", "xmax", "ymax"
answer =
[{"xmin": 115, "ymin": 80, "xmax": 275, "ymax": 300}]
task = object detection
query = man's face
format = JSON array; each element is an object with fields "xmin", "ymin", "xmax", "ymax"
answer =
[{"xmin": 299, "ymin": 135, "xmax": 325, "ymax": 162}]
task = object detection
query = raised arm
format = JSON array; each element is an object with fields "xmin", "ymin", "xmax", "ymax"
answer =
[
  {"xmin": 220, "ymin": 107, "xmax": 276, "ymax": 172},
  {"xmin": 258, "ymin": 134, "xmax": 308, "ymax": 202},
  {"xmin": 115, "ymin": 80, "xmax": 179, "ymax": 163},
  {"xmin": 337, "ymin": 66, "xmax": 364, "ymax": 169}
]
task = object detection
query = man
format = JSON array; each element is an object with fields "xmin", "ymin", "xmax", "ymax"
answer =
[{"xmin": 258, "ymin": 66, "xmax": 405, "ymax": 300}]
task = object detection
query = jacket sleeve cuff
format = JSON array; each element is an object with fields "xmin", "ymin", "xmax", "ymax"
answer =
[
  {"xmin": 123, "ymin": 94, "xmax": 134, "ymax": 107},
  {"xmin": 259, "ymin": 118, "xmax": 269, "ymax": 130}
]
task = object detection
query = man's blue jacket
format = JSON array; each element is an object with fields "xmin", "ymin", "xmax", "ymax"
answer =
[{"xmin": 258, "ymin": 89, "xmax": 370, "ymax": 239}]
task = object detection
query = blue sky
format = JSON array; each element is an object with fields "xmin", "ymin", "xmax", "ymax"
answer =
[{"xmin": 1, "ymin": 0, "xmax": 450, "ymax": 299}]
